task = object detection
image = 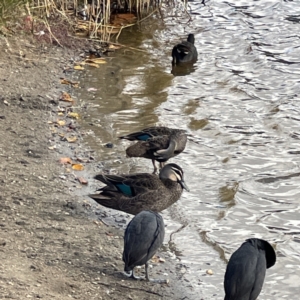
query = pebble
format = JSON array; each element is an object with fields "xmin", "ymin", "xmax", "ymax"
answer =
[{"xmin": 206, "ymin": 269, "xmax": 213, "ymax": 275}]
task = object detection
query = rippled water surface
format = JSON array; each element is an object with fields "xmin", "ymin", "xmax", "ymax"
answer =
[{"xmin": 76, "ymin": 1, "xmax": 300, "ymax": 298}]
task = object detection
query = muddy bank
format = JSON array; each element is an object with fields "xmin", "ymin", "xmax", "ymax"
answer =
[{"xmin": 0, "ymin": 34, "xmax": 201, "ymax": 299}]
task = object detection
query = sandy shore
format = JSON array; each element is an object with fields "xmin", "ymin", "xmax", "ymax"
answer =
[{"xmin": 0, "ymin": 32, "xmax": 199, "ymax": 299}]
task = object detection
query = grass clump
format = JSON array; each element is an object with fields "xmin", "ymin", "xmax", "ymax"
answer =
[{"xmin": 0, "ymin": 0, "xmax": 30, "ymax": 26}]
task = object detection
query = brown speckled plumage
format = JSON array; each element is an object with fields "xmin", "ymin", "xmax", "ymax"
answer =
[
  {"xmin": 119, "ymin": 126, "xmax": 187, "ymax": 173},
  {"xmin": 89, "ymin": 163, "xmax": 189, "ymax": 215}
]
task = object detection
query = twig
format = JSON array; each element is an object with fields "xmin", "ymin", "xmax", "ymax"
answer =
[
  {"xmin": 42, "ymin": 17, "xmax": 63, "ymax": 47},
  {"xmin": 137, "ymin": 8, "xmax": 159, "ymax": 24}
]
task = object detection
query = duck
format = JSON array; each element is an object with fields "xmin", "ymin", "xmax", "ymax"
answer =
[
  {"xmin": 172, "ymin": 34, "xmax": 198, "ymax": 65},
  {"xmin": 123, "ymin": 210, "xmax": 167, "ymax": 283},
  {"xmin": 224, "ymin": 238, "xmax": 276, "ymax": 300},
  {"xmin": 119, "ymin": 126, "xmax": 188, "ymax": 174},
  {"xmin": 89, "ymin": 163, "xmax": 189, "ymax": 215}
]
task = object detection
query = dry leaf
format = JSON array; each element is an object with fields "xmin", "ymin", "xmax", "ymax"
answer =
[
  {"xmin": 109, "ymin": 44, "xmax": 122, "ymax": 50},
  {"xmin": 58, "ymin": 112, "xmax": 64, "ymax": 116},
  {"xmin": 60, "ymin": 92, "xmax": 74, "ymax": 102},
  {"xmin": 85, "ymin": 62, "xmax": 100, "ymax": 68},
  {"xmin": 85, "ymin": 58, "xmax": 107, "ymax": 64},
  {"xmin": 78, "ymin": 177, "xmax": 88, "ymax": 185},
  {"xmin": 60, "ymin": 157, "xmax": 72, "ymax": 164},
  {"xmin": 72, "ymin": 164, "xmax": 84, "ymax": 171},
  {"xmin": 68, "ymin": 112, "xmax": 79, "ymax": 119},
  {"xmin": 66, "ymin": 136, "xmax": 77, "ymax": 143},
  {"xmin": 74, "ymin": 65, "xmax": 84, "ymax": 70},
  {"xmin": 57, "ymin": 120, "xmax": 66, "ymax": 126},
  {"xmin": 60, "ymin": 79, "xmax": 79, "ymax": 88}
]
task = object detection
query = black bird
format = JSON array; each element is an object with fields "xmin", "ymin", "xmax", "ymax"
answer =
[
  {"xmin": 119, "ymin": 126, "xmax": 187, "ymax": 174},
  {"xmin": 123, "ymin": 210, "xmax": 167, "ymax": 283},
  {"xmin": 172, "ymin": 34, "xmax": 198, "ymax": 65},
  {"xmin": 224, "ymin": 238, "xmax": 276, "ymax": 300},
  {"xmin": 89, "ymin": 163, "xmax": 189, "ymax": 215}
]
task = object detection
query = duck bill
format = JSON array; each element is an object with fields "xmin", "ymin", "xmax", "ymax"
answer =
[{"xmin": 179, "ymin": 180, "xmax": 190, "ymax": 192}]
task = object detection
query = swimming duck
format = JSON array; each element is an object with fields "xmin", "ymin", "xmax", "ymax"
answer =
[
  {"xmin": 172, "ymin": 34, "xmax": 198, "ymax": 65},
  {"xmin": 89, "ymin": 163, "xmax": 189, "ymax": 215},
  {"xmin": 224, "ymin": 238, "xmax": 276, "ymax": 300},
  {"xmin": 123, "ymin": 210, "xmax": 167, "ymax": 283},
  {"xmin": 119, "ymin": 126, "xmax": 187, "ymax": 173}
]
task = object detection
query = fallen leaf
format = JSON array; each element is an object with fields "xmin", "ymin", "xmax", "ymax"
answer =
[
  {"xmin": 48, "ymin": 145, "xmax": 56, "ymax": 150},
  {"xmin": 85, "ymin": 62, "xmax": 100, "ymax": 68},
  {"xmin": 72, "ymin": 164, "xmax": 84, "ymax": 171},
  {"xmin": 60, "ymin": 92, "xmax": 74, "ymax": 102},
  {"xmin": 78, "ymin": 177, "xmax": 88, "ymax": 185},
  {"xmin": 68, "ymin": 112, "xmax": 79, "ymax": 119},
  {"xmin": 60, "ymin": 157, "xmax": 72, "ymax": 164},
  {"xmin": 74, "ymin": 65, "xmax": 85, "ymax": 70},
  {"xmin": 57, "ymin": 112, "xmax": 64, "ymax": 116},
  {"xmin": 109, "ymin": 44, "xmax": 122, "ymax": 50},
  {"xmin": 60, "ymin": 78, "xmax": 79, "ymax": 88},
  {"xmin": 85, "ymin": 58, "xmax": 107, "ymax": 64},
  {"xmin": 66, "ymin": 136, "xmax": 77, "ymax": 143},
  {"xmin": 57, "ymin": 120, "xmax": 66, "ymax": 126}
]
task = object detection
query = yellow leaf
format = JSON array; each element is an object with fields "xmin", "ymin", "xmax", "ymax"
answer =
[
  {"xmin": 58, "ymin": 112, "xmax": 64, "ymax": 116},
  {"xmin": 85, "ymin": 62, "xmax": 100, "ymax": 68},
  {"xmin": 85, "ymin": 58, "xmax": 107, "ymax": 64},
  {"xmin": 66, "ymin": 136, "xmax": 77, "ymax": 143},
  {"xmin": 109, "ymin": 44, "xmax": 122, "ymax": 50},
  {"xmin": 57, "ymin": 120, "xmax": 66, "ymax": 126},
  {"xmin": 60, "ymin": 157, "xmax": 72, "ymax": 164},
  {"xmin": 74, "ymin": 65, "xmax": 84, "ymax": 70},
  {"xmin": 72, "ymin": 164, "xmax": 84, "ymax": 171},
  {"xmin": 68, "ymin": 112, "xmax": 79, "ymax": 119}
]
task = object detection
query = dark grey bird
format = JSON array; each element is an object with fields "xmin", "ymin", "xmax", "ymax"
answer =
[
  {"xmin": 123, "ymin": 210, "xmax": 167, "ymax": 283},
  {"xmin": 172, "ymin": 34, "xmax": 198, "ymax": 65},
  {"xmin": 224, "ymin": 238, "xmax": 276, "ymax": 300},
  {"xmin": 119, "ymin": 126, "xmax": 187, "ymax": 174},
  {"xmin": 89, "ymin": 163, "xmax": 189, "ymax": 215}
]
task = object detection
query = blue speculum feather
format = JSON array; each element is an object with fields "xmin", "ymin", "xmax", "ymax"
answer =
[
  {"xmin": 137, "ymin": 134, "xmax": 151, "ymax": 141},
  {"xmin": 116, "ymin": 184, "xmax": 133, "ymax": 196}
]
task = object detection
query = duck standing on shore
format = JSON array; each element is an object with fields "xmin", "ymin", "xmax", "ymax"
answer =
[
  {"xmin": 119, "ymin": 126, "xmax": 187, "ymax": 174},
  {"xmin": 89, "ymin": 163, "xmax": 189, "ymax": 215}
]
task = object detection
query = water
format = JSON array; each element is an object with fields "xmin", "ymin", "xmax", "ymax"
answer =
[{"xmin": 76, "ymin": 1, "xmax": 300, "ymax": 298}]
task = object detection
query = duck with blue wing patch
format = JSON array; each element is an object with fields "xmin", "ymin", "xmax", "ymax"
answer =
[
  {"xmin": 119, "ymin": 126, "xmax": 187, "ymax": 174},
  {"xmin": 89, "ymin": 163, "xmax": 189, "ymax": 215}
]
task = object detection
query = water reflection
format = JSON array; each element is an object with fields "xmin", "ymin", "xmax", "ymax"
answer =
[{"xmin": 171, "ymin": 63, "xmax": 197, "ymax": 76}]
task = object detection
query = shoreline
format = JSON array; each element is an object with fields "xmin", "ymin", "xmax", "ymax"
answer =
[{"xmin": 0, "ymin": 33, "xmax": 199, "ymax": 299}]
